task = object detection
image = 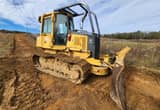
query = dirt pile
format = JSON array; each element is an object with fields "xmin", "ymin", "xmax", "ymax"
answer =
[
  {"xmin": 0, "ymin": 33, "xmax": 14, "ymax": 58},
  {"xmin": 0, "ymin": 32, "xmax": 160, "ymax": 110},
  {"xmin": 0, "ymin": 33, "xmax": 48, "ymax": 110},
  {"xmin": 0, "ymin": 58, "xmax": 50, "ymax": 110}
]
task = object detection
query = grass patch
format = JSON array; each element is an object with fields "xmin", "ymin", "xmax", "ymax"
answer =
[{"xmin": 100, "ymin": 38, "xmax": 160, "ymax": 69}]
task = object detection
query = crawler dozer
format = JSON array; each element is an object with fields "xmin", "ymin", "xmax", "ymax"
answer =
[{"xmin": 33, "ymin": 2, "xmax": 130, "ymax": 110}]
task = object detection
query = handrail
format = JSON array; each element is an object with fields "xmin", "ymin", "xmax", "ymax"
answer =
[{"xmin": 55, "ymin": 2, "xmax": 101, "ymax": 36}]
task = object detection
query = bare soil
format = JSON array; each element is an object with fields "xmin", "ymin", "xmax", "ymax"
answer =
[{"xmin": 0, "ymin": 33, "xmax": 160, "ymax": 110}]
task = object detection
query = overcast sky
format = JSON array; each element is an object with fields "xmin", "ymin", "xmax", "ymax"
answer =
[{"xmin": 0, "ymin": 0, "xmax": 160, "ymax": 34}]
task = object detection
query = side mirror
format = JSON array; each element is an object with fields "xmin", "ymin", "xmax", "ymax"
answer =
[{"xmin": 38, "ymin": 16, "xmax": 42, "ymax": 23}]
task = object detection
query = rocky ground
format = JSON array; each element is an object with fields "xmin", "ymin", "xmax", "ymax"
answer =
[{"xmin": 0, "ymin": 32, "xmax": 160, "ymax": 110}]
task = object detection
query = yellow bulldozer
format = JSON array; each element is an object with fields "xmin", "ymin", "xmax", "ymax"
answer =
[{"xmin": 33, "ymin": 2, "xmax": 130, "ymax": 110}]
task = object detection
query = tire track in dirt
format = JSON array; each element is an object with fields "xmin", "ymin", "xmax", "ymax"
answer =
[
  {"xmin": 14, "ymin": 33, "xmax": 35, "ymax": 58},
  {"xmin": 0, "ymin": 33, "xmax": 50, "ymax": 110}
]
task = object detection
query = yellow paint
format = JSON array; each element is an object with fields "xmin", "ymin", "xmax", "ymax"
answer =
[
  {"xmin": 86, "ymin": 58, "xmax": 102, "ymax": 66},
  {"xmin": 91, "ymin": 66, "xmax": 108, "ymax": 75},
  {"xmin": 103, "ymin": 55, "xmax": 110, "ymax": 64},
  {"xmin": 38, "ymin": 13, "xmax": 55, "ymax": 49},
  {"xmin": 72, "ymin": 52, "xmax": 90, "ymax": 59},
  {"xmin": 51, "ymin": 46, "xmax": 66, "ymax": 50},
  {"xmin": 115, "ymin": 47, "xmax": 131, "ymax": 65},
  {"xmin": 67, "ymin": 33, "xmax": 88, "ymax": 51}
]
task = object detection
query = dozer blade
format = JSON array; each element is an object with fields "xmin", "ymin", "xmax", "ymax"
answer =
[{"xmin": 110, "ymin": 47, "xmax": 131, "ymax": 110}]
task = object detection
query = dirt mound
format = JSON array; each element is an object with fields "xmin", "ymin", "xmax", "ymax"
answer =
[
  {"xmin": 0, "ymin": 32, "xmax": 160, "ymax": 110},
  {"xmin": 0, "ymin": 33, "xmax": 14, "ymax": 58},
  {"xmin": 125, "ymin": 67, "xmax": 160, "ymax": 110},
  {"xmin": 14, "ymin": 33, "xmax": 35, "ymax": 58}
]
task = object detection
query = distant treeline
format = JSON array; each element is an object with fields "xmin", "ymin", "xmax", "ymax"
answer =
[
  {"xmin": 0, "ymin": 29, "xmax": 34, "ymax": 34},
  {"xmin": 103, "ymin": 31, "xmax": 160, "ymax": 39},
  {"xmin": 0, "ymin": 29, "xmax": 26, "ymax": 33}
]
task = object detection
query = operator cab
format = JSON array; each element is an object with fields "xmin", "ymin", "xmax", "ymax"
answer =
[
  {"xmin": 41, "ymin": 13, "xmax": 74, "ymax": 45},
  {"xmin": 39, "ymin": 2, "xmax": 101, "ymax": 58}
]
